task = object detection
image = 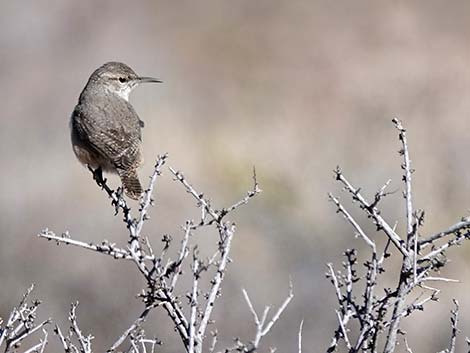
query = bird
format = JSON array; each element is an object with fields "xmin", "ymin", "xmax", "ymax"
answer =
[{"xmin": 70, "ymin": 62, "xmax": 161, "ymax": 199}]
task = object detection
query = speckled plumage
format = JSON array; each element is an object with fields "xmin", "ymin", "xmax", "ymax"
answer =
[{"xmin": 71, "ymin": 62, "xmax": 161, "ymax": 199}]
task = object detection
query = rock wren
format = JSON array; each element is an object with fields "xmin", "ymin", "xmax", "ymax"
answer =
[{"xmin": 71, "ymin": 62, "xmax": 161, "ymax": 199}]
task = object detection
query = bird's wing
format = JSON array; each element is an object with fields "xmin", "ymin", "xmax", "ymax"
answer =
[{"xmin": 72, "ymin": 102, "xmax": 142, "ymax": 170}]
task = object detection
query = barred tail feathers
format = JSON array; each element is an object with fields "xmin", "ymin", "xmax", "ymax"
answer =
[{"xmin": 117, "ymin": 168, "xmax": 143, "ymax": 200}]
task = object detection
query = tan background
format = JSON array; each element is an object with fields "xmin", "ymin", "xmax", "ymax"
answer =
[{"xmin": 2, "ymin": 1, "xmax": 470, "ymax": 351}]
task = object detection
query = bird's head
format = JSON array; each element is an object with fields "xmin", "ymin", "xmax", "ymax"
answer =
[{"xmin": 87, "ymin": 62, "xmax": 162, "ymax": 101}]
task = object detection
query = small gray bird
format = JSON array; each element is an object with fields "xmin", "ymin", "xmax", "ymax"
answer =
[{"xmin": 71, "ymin": 62, "xmax": 161, "ymax": 199}]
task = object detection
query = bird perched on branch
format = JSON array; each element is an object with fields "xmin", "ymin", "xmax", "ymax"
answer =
[{"xmin": 70, "ymin": 62, "xmax": 162, "ymax": 199}]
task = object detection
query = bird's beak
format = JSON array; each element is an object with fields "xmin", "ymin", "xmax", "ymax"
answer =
[{"xmin": 138, "ymin": 76, "xmax": 163, "ymax": 84}]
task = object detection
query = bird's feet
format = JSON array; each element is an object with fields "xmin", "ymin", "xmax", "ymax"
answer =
[{"xmin": 88, "ymin": 166, "xmax": 106, "ymax": 188}]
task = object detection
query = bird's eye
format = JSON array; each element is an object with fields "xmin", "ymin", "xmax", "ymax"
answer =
[{"xmin": 118, "ymin": 77, "xmax": 126, "ymax": 83}]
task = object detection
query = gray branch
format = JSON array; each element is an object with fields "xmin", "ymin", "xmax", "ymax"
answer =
[{"xmin": 327, "ymin": 120, "xmax": 470, "ymax": 353}]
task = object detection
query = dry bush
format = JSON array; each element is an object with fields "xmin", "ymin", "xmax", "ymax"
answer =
[
  {"xmin": 325, "ymin": 119, "xmax": 470, "ymax": 353},
  {"xmin": 3, "ymin": 154, "xmax": 291, "ymax": 353},
  {"xmin": 2, "ymin": 120, "xmax": 470, "ymax": 353}
]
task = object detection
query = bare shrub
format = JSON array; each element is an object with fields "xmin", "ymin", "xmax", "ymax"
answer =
[
  {"xmin": 36, "ymin": 155, "xmax": 291, "ymax": 353},
  {"xmin": 2, "ymin": 120, "xmax": 470, "ymax": 353},
  {"xmin": 325, "ymin": 119, "xmax": 470, "ymax": 353}
]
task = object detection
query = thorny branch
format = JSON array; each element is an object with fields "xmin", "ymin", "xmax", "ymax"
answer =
[
  {"xmin": 36, "ymin": 154, "xmax": 289, "ymax": 353},
  {"xmin": 26, "ymin": 117, "xmax": 470, "ymax": 353},
  {"xmin": 0, "ymin": 285, "xmax": 50, "ymax": 353},
  {"xmin": 326, "ymin": 119, "xmax": 469, "ymax": 353},
  {"xmin": 55, "ymin": 302, "xmax": 93, "ymax": 353},
  {"xmin": 240, "ymin": 283, "xmax": 294, "ymax": 353}
]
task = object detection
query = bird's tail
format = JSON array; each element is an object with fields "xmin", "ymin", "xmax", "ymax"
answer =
[{"xmin": 117, "ymin": 168, "xmax": 143, "ymax": 200}]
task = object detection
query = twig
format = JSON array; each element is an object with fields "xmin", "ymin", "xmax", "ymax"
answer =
[
  {"xmin": 23, "ymin": 329, "xmax": 48, "ymax": 353},
  {"xmin": 188, "ymin": 254, "xmax": 200, "ymax": 353},
  {"xmin": 135, "ymin": 155, "xmax": 168, "ymax": 236},
  {"xmin": 69, "ymin": 303, "xmax": 92, "ymax": 353},
  {"xmin": 169, "ymin": 167, "xmax": 220, "ymax": 222},
  {"xmin": 401, "ymin": 331, "xmax": 413, "ymax": 353},
  {"xmin": 420, "ymin": 218, "xmax": 470, "ymax": 248},
  {"xmin": 438, "ymin": 300, "xmax": 460, "ymax": 353},
  {"xmin": 169, "ymin": 222, "xmax": 192, "ymax": 291},
  {"xmin": 336, "ymin": 311, "xmax": 351, "ymax": 350},
  {"xmin": 0, "ymin": 285, "xmax": 51, "ymax": 353},
  {"xmin": 37, "ymin": 230, "xmax": 136, "ymax": 260},
  {"xmin": 54, "ymin": 325, "xmax": 70, "ymax": 353},
  {"xmin": 328, "ymin": 193, "xmax": 375, "ymax": 250},
  {"xmin": 108, "ymin": 303, "xmax": 159, "ymax": 353},
  {"xmin": 219, "ymin": 167, "xmax": 262, "ymax": 218},
  {"xmin": 196, "ymin": 223, "xmax": 235, "ymax": 343},
  {"xmin": 209, "ymin": 331, "xmax": 218, "ymax": 353},
  {"xmin": 393, "ymin": 118, "xmax": 415, "ymax": 250},
  {"xmin": 298, "ymin": 320, "xmax": 304, "ymax": 353},
  {"xmin": 334, "ymin": 167, "xmax": 408, "ymax": 256},
  {"xmin": 242, "ymin": 282, "xmax": 294, "ymax": 352}
]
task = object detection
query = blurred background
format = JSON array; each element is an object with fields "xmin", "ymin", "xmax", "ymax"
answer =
[{"xmin": 2, "ymin": 1, "xmax": 470, "ymax": 351}]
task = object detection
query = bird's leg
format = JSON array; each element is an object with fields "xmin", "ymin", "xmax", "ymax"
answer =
[
  {"xmin": 95, "ymin": 166, "xmax": 105, "ymax": 186},
  {"xmin": 116, "ymin": 186, "xmax": 124, "ymax": 199},
  {"xmin": 88, "ymin": 165, "xmax": 106, "ymax": 187}
]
